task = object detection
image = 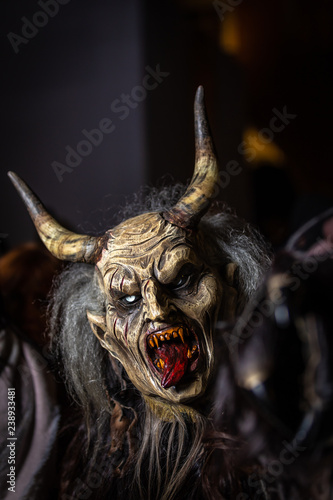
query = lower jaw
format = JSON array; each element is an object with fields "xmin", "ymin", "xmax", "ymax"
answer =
[
  {"xmin": 143, "ymin": 367, "xmax": 209, "ymax": 405},
  {"xmin": 143, "ymin": 394, "xmax": 203, "ymax": 422}
]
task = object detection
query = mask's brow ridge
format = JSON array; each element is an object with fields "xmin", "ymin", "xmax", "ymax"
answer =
[
  {"xmin": 105, "ymin": 267, "xmax": 118, "ymax": 281},
  {"xmin": 156, "ymin": 248, "xmax": 167, "ymax": 272},
  {"xmin": 110, "ymin": 235, "xmax": 172, "ymax": 256},
  {"xmin": 156, "ymin": 240, "xmax": 193, "ymax": 273}
]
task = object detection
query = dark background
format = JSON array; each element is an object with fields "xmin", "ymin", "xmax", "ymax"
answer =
[{"xmin": 1, "ymin": 0, "xmax": 333, "ymax": 253}]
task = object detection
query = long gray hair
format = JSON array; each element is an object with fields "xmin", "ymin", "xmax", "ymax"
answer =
[{"xmin": 48, "ymin": 184, "xmax": 271, "ymax": 499}]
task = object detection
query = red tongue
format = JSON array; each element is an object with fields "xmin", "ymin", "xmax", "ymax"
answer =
[{"xmin": 159, "ymin": 342, "xmax": 189, "ymax": 388}]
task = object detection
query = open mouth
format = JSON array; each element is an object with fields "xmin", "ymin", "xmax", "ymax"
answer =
[{"xmin": 146, "ymin": 325, "xmax": 200, "ymax": 389}]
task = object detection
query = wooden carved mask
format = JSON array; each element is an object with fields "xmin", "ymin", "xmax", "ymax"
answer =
[
  {"xmin": 88, "ymin": 212, "xmax": 223, "ymax": 403},
  {"xmin": 9, "ymin": 87, "xmax": 235, "ymax": 405}
]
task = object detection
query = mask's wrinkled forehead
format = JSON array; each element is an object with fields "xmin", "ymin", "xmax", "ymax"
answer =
[{"xmin": 97, "ymin": 212, "xmax": 196, "ymax": 276}]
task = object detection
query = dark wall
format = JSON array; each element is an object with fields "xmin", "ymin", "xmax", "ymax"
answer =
[
  {"xmin": 2, "ymin": 0, "xmax": 333, "ymax": 253},
  {"xmin": 143, "ymin": 0, "xmax": 253, "ymax": 220},
  {"xmin": 143, "ymin": 0, "xmax": 333, "ymax": 248},
  {"xmin": 1, "ymin": 0, "xmax": 147, "ymax": 250}
]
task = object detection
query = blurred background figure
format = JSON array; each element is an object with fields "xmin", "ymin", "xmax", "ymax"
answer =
[
  {"xmin": 212, "ymin": 208, "xmax": 333, "ymax": 499},
  {"xmin": 0, "ymin": 243, "xmax": 63, "ymax": 498},
  {"xmin": 0, "ymin": 242, "xmax": 62, "ymax": 347}
]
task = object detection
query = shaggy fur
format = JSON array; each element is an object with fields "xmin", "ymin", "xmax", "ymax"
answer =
[{"xmin": 48, "ymin": 185, "xmax": 271, "ymax": 499}]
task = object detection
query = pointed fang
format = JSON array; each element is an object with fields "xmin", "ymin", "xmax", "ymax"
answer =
[{"xmin": 153, "ymin": 335, "xmax": 159, "ymax": 348}]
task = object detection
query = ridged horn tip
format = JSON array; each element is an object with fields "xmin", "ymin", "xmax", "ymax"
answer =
[{"xmin": 162, "ymin": 85, "xmax": 219, "ymax": 230}]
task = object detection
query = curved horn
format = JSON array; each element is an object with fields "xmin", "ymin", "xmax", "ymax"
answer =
[
  {"xmin": 8, "ymin": 171, "xmax": 103, "ymax": 263},
  {"xmin": 163, "ymin": 85, "xmax": 219, "ymax": 229}
]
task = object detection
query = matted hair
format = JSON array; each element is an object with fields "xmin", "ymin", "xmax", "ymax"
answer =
[{"xmin": 48, "ymin": 184, "xmax": 271, "ymax": 499}]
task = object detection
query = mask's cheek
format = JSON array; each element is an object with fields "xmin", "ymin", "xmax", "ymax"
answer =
[
  {"xmin": 103, "ymin": 306, "xmax": 149, "ymax": 379},
  {"xmin": 172, "ymin": 275, "xmax": 222, "ymax": 366},
  {"xmin": 174, "ymin": 274, "xmax": 222, "ymax": 327},
  {"xmin": 104, "ymin": 317, "xmax": 163, "ymax": 397}
]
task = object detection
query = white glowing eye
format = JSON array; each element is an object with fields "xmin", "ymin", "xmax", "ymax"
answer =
[
  {"xmin": 124, "ymin": 295, "xmax": 139, "ymax": 304},
  {"xmin": 119, "ymin": 293, "xmax": 141, "ymax": 307}
]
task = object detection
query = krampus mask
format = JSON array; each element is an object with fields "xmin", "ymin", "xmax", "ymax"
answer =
[{"xmin": 9, "ymin": 87, "xmax": 237, "ymax": 409}]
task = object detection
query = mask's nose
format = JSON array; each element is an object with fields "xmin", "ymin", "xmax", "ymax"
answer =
[{"xmin": 142, "ymin": 279, "xmax": 176, "ymax": 324}]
